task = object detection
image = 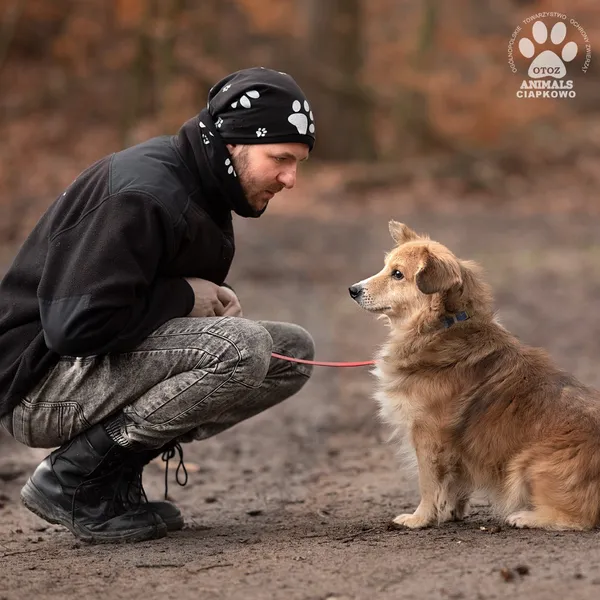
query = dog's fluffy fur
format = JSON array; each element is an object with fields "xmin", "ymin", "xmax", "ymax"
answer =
[{"xmin": 350, "ymin": 221, "xmax": 600, "ymax": 531}]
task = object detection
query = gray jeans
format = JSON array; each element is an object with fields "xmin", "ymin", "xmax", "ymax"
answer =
[{"xmin": 1, "ymin": 317, "xmax": 314, "ymax": 449}]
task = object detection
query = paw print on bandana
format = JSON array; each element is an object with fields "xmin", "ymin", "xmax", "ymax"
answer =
[
  {"xmin": 216, "ymin": 117, "xmax": 224, "ymax": 128},
  {"xmin": 231, "ymin": 90, "xmax": 260, "ymax": 109},
  {"xmin": 222, "ymin": 84, "xmax": 231, "ymax": 93},
  {"xmin": 288, "ymin": 100, "xmax": 315, "ymax": 135},
  {"xmin": 225, "ymin": 158, "xmax": 237, "ymax": 177},
  {"xmin": 256, "ymin": 127, "xmax": 267, "ymax": 137},
  {"xmin": 198, "ymin": 120, "xmax": 214, "ymax": 145}
]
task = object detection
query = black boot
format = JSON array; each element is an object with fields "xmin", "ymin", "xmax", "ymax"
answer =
[
  {"xmin": 122, "ymin": 443, "xmax": 187, "ymax": 532},
  {"xmin": 20, "ymin": 423, "xmax": 167, "ymax": 544}
]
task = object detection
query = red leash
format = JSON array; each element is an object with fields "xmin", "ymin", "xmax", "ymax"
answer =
[{"xmin": 271, "ymin": 352, "xmax": 375, "ymax": 368}]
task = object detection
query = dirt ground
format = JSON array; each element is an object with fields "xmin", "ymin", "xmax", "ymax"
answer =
[{"xmin": 2, "ymin": 199, "xmax": 600, "ymax": 600}]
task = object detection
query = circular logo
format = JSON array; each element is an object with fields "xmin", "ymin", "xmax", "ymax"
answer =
[{"xmin": 508, "ymin": 13, "xmax": 591, "ymax": 99}]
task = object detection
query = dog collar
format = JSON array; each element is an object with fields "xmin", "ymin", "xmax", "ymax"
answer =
[{"xmin": 440, "ymin": 310, "xmax": 471, "ymax": 328}]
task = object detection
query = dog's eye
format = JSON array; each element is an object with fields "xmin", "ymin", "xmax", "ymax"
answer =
[{"xmin": 391, "ymin": 269, "xmax": 404, "ymax": 280}]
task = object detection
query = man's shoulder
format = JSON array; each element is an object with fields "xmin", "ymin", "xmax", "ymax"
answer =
[{"xmin": 110, "ymin": 135, "xmax": 191, "ymax": 212}]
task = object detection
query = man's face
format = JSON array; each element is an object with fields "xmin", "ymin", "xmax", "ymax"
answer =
[{"xmin": 226, "ymin": 143, "xmax": 309, "ymax": 212}]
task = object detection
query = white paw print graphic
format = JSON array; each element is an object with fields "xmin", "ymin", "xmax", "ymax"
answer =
[
  {"xmin": 288, "ymin": 100, "xmax": 315, "ymax": 135},
  {"xmin": 216, "ymin": 117, "xmax": 224, "ymax": 128},
  {"xmin": 225, "ymin": 158, "xmax": 237, "ymax": 177},
  {"xmin": 231, "ymin": 90, "xmax": 260, "ymax": 109},
  {"xmin": 198, "ymin": 120, "xmax": 214, "ymax": 144},
  {"xmin": 221, "ymin": 84, "xmax": 231, "ymax": 93},
  {"xmin": 519, "ymin": 21, "xmax": 578, "ymax": 79},
  {"xmin": 256, "ymin": 127, "xmax": 267, "ymax": 137}
]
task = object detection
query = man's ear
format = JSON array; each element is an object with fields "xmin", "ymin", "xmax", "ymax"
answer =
[
  {"xmin": 415, "ymin": 248, "xmax": 462, "ymax": 295},
  {"xmin": 389, "ymin": 221, "xmax": 420, "ymax": 246},
  {"xmin": 227, "ymin": 144, "xmax": 250, "ymax": 161}
]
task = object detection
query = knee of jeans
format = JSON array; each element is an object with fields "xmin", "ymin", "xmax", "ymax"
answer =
[
  {"xmin": 285, "ymin": 324, "xmax": 315, "ymax": 361},
  {"xmin": 273, "ymin": 323, "xmax": 315, "ymax": 380},
  {"xmin": 223, "ymin": 319, "xmax": 273, "ymax": 387}
]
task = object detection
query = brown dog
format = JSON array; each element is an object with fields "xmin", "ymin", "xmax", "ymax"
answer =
[{"xmin": 349, "ymin": 221, "xmax": 600, "ymax": 531}]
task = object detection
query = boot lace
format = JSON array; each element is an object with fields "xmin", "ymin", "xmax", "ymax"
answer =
[{"xmin": 161, "ymin": 442, "xmax": 188, "ymax": 500}]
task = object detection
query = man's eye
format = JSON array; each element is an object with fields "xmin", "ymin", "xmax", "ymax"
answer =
[
  {"xmin": 391, "ymin": 269, "xmax": 404, "ymax": 280},
  {"xmin": 274, "ymin": 157, "xmax": 285, "ymax": 163}
]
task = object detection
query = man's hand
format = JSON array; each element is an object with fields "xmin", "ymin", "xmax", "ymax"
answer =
[
  {"xmin": 184, "ymin": 278, "xmax": 227, "ymax": 317},
  {"xmin": 183, "ymin": 278, "xmax": 243, "ymax": 318},
  {"xmin": 217, "ymin": 285, "xmax": 243, "ymax": 317}
]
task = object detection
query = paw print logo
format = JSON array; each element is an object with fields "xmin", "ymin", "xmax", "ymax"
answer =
[
  {"xmin": 519, "ymin": 21, "xmax": 578, "ymax": 79},
  {"xmin": 198, "ymin": 120, "xmax": 213, "ymax": 144},
  {"xmin": 256, "ymin": 127, "xmax": 267, "ymax": 137},
  {"xmin": 216, "ymin": 117, "xmax": 224, "ymax": 128},
  {"xmin": 221, "ymin": 84, "xmax": 231, "ymax": 93},
  {"xmin": 225, "ymin": 158, "xmax": 237, "ymax": 177},
  {"xmin": 287, "ymin": 100, "xmax": 315, "ymax": 135},
  {"xmin": 231, "ymin": 90, "xmax": 260, "ymax": 109}
]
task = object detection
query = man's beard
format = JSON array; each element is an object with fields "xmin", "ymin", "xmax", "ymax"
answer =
[
  {"xmin": 231, "ymin": 147, "xmax": 280, "ymax": 212},
  {"xmin": 231, "ymin": 147, "xmax": 259, "ymax": 206}
]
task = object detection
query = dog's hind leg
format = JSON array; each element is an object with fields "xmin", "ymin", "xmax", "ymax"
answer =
[
  {"xmin": 506, "ymin": 509, "xmax": 589, "ymax": 531},
  {"xmin": 505, "ymin": 449, "xmax": 599, "ymax": 531}
]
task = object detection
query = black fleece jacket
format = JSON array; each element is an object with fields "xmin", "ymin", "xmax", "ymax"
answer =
[{"xmin": 0, "ymin": 119, "xmax": 237, "ymax": 418}]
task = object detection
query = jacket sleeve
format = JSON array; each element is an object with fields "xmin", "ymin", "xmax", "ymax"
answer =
[{"xmin": 38, "ymin": 192, "xmax": 195, "ymax": 357}]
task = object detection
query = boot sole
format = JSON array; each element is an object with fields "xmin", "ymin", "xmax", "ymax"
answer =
[{"xmin": 20, "ymin": 479, "xmax": 168, "ymax": 544}]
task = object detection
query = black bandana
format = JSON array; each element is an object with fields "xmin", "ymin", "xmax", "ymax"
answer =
[
  {"xmin": 207, "ymin": 67, "xmax": 316, "ymax": 150},
  {"xmin": 175, "ymin": 67, "xmax": 315, "ymax": 219},
  {"xmin": 176, "ymin": 110, "xmax": 262, "ymax": 218}
]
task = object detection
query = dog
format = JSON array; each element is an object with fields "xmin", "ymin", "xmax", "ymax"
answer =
[{"xmin": 349, "ymin": 220, "xmax": 600, "ymax": 531}]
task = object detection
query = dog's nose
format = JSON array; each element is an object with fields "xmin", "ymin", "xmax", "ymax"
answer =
[{"xmin": 348, "ymin": 285, "xmax": 363, "ymax": 299}]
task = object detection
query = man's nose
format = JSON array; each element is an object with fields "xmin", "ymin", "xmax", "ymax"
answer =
[
  {"xmin": 348, "ymin": 284, "xmax": 363, "ymax": 299},
  {"xmin": 278, "ymin": 167, "xmax": 297, "ymax": 189}
]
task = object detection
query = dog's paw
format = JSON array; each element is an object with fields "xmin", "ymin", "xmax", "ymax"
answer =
[
  {"xmin": 506, "ymin": 510, "xmax": 536, "ymax": 528},
  {"xmin": 390, "ymin": 513, "xmax": 432, "ymax": 529},
  {"xmin": 506, "ymin": 510, "xmax": 587, "ymax": 531}
]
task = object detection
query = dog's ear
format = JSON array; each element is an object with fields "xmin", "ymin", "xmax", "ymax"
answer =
[
  {"xmin": 389, "ymin": 221, "xmax": 420, "ymax": 245},
  {"xmin": 415, "ymin": 248, "xmax": 462, "ymax": 295}
]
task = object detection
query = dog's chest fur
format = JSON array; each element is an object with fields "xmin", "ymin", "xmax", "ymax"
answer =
[
  {"xmin": 372, "ymin": 363, "xmax": 421, "ymax": 470},
  {"xmin": 373, "ymin": 370, "xmax": 415, "ymax": 426}
]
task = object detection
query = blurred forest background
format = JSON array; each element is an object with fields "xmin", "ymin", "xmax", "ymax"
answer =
[{"xmin": 0, "ymin": 0, "xmax": 599, "ymax": 248}]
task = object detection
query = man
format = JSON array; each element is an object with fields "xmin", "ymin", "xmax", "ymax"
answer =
[{"xmin": 0, "ymin": 67, "xmax": 316, "ymax": 543}]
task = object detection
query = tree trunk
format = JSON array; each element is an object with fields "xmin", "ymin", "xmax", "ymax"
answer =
[
  {"xmin": 392, "ymin": 0, "xmax": 446, "ymax": 154},
  {"xmin": 304, "ymin": 0, "xmax": 376, "ymax": 161}
]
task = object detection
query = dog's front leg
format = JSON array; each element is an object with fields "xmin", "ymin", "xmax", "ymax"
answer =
[
  {"xmin": 436, "ymin": 473, "xmax": 471, "ymax": 523},
  {"xmin": 392, "ymin": 441, "xmax": 442, "ymax": 529}
]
